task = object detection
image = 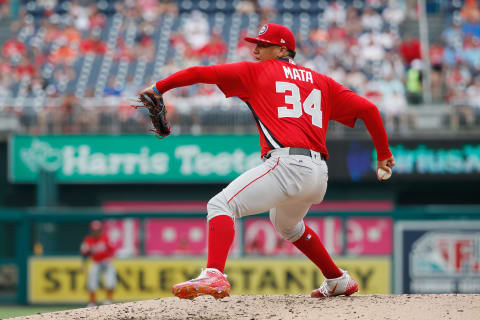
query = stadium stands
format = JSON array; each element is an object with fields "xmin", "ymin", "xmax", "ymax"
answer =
[{"xmin": 0, "ymin": 0, "xmax": 478, "ymax": 135}]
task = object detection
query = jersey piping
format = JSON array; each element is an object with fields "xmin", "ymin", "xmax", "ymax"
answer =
[{"xmin": 245, "ymin": 101, "xmax": 284, "ymax": 150}]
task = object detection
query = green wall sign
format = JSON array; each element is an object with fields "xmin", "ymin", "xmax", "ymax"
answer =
[{"xmin": 9, "ymin": 135, "xmax": 262, "ymax": 183}]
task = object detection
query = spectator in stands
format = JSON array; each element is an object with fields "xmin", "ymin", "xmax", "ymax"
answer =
[
  {"xmin": 104, "ymin": 77, "xmax": 123, "ymax": 97},
  {"xmin": 236, "ymin": 0, "xmax": 258, "ymax": 15},
  {"xmin": 328, "ymin": 59, "xmax": 347, "ymax": 83},
  {"xmin": 70, "ymin": 0, "xmax": 91, "ymax": 31},
  {"xmin": 198, "ymin": 32, "xmax": 227, "ymax": 62},
  {"xmin": 429, "ymin": 42, "xmax": 444, "ymax": 102},
  {"xmin": 14, "ymin": 55, "xmax": 36, "ymax": 80},
  {"xmin": 466, "ymin": 76, "xmax": 480, "ymax": 110},
  {"xmin": 63, "ymin": 24, "xmax": 82, "ymax": 45},
  {"xmin": 53, "ymin": 64, "xmax": 76, "ymax": 91},
  {"xmin": 114, "ymin": 37, "xmax": 134, "ymax": 62},
  {"xmin": 236, "ymin": 30, "xmax": 256, "ymax": 61},
  {"xmin": 324, "ymin": 1, "xmax": 346, "ymax": 26},
  {"xmin": 48, "ymin": 41, "xmax": 77, "ymax": 66},
  {"xmin": 0, "ymin": 56, "xmax": 12, "ymax": 79},
  {"xmin": 442, "ymin": 20, "xmax": 463, "ymax": 51},
  {"xmin": 183, "ymin": 11, "xmax": 210, "ymax": 52},
  {"xmin": 122, "ymin": 76, "xmax": 139, "ymax": 98},
  {"xmin": 28, "ymin": 77, "xmax": 47, "ymax": 98},
  {"xmin": 327, "ymin": 22, "xmax": 347, "ymax": 56},
  {"xmin": 258, "ymin": 0, "xmax": 276, "ymax": 22},
  {"xmin": 2, "ymin": 37, "xmax": 26, "ymax": 59},
  {"xmin": 43, "ymin": 21, "xmax": 62, "ymax": 45},
  {"xmin": 399, "ymin": 36, "xmax": 421, "ymax": 65},
  {"xmin": 0, "ymin": 0, "xmax": 9, "ymax": 20},
  {"xmin": 461, "ymin": 34, "xmax": 480, "ymax": 67},
  {"xmin": 344, "ymin": 64, "xmax": 367, "ymax": 94},
  {"xmin": 89, "ymin": 4, "xmax": 106, "ymax": 30},
  {"xmin": 451, "ymin": 75, "xmax": 480, "ymax": 128},
  {"xmin": 345, "ymin": 7, "xmax": 363, "ymax": 37},
  {"xmin": 382, "ymin": 1, "xmax": 405, "ymax": 26},
  {"xmin": 379, "ymin": 52, "xmax": 405, "ymax": 80},
  {"xmin": 157, "ymin": 0, "xmax": 178, "ymax": 16},
  {"xmin": 80, "ymin": 34, "xmax": 107, "ymax": 55},
  {"xmin": 378, "ymin": 72, "xmax": 409, "ymax": 133},
  {"xmin": 136, "ymin": 0, "xmax": 161, "ymax": 22},
  {"xmin": 309, "ymin": 27, "xmax": 328, "ymax": 47},
  {"xmin": 0, "ymin": 74, "xmax": 11, "ymax": 98},
  {"xmin": 361, "ymin": 7, "xmax": 383, "ymax": 32},
  {"xmin": 405, "ymin": 59, "xmax": 423, "ymax": 104},
  {"xmin": 358, "ymin": 31, "xmax": 386, "ymax": 63},
  {"xmin": 461, "ymin": 0, "xmax": 480, "ymax": 29}
]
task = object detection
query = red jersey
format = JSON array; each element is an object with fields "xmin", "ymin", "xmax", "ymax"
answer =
[
  {"xmin": 156, "ymin": 58, "xmax": 392, "ymax": 160},
  {"xmin": 80, "ymin": 233, "xmax": 115, "ymax": 263}
]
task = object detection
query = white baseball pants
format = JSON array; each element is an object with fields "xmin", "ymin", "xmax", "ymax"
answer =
[
  {"xmin": 208, "ymin": 148, "xmax": 328, "ymax": 242},
  {"xmin": 87, "ymin": 261, "xmax": 117, "ymax": 291}
]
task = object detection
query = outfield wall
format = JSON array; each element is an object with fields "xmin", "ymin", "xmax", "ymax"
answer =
[{"xmin": 1, "ymin": 208, "xmax": 480, "ymax": 304}]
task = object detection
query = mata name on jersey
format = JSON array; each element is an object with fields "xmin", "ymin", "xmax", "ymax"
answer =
[{"xmin": 282, "ymin": 65, "xmax": 313, "ymax": 83}]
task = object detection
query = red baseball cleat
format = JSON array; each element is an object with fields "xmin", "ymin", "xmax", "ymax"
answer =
[
  {"xmin": 172, "ymin": 268, "xmax": 231, "ymax": 299},
  {"xmin": 311, "ymin": 269, "xmax": 359, "ymax": 298}
]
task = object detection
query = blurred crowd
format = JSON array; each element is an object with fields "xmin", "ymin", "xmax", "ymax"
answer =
[{"xmin": 0, "ymin": 0, "xmax": 479, "ymax": 135}]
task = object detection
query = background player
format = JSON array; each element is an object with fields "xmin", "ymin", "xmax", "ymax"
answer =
[
  {"xmin": 80, "ymin": 220, "xmax": 117, "ymax": 307},
  {"xmin": 139, "ymin": 23, "xmax": 395, "ymax": 299}
]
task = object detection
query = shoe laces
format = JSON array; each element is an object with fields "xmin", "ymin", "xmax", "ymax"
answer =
[
  {"xmin": 319, "ymin": 271, "xmax": 347, "ymax": 296},
  {"xmin": 318, "ymin": 281, "xmax": 331, "ymax": 297}
]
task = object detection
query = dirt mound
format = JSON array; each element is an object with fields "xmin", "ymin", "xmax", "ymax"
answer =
[{"xmin": 11, "ymin": 294, "xmax": 480, "ymax": 320}]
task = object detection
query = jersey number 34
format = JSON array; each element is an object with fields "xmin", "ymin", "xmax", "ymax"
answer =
[{"xmin": 276, "ymin": 81, "xmax": 322, "ymax": 128}]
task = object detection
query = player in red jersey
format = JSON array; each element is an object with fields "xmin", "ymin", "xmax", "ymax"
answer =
[
  {"xmin": 140, "ymin": 23, "xmax": 395, "ymax": 299},
  {"xmin": 80, "ymin": 220, "xmax": 117, "ymax": 306}
]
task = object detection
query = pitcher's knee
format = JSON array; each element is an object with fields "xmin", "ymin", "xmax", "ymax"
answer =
[
  {"xmin": 271, "ymin": 220, "xmax": 305, "ymax": 242},
  {"xmin": 207, "ymin": 192, "xmax": 234, "ymax": 221}
]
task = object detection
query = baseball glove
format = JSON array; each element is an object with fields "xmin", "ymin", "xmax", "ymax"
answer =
[{"xmin": 135, "ymin": 92, "xmax": 171, "ymax": 138}]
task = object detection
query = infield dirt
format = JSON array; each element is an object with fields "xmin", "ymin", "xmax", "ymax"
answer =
[{"xmin": 10, "ymin": 294, "xmax": 480, "ymax": 320}]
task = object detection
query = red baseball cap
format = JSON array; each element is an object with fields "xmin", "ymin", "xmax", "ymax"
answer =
[{"xmin": 245, "ymin": 23, "xmax": 296, "ymax": 52}]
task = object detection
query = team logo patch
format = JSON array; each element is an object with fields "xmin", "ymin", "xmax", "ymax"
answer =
[{"xmin": 259, "ymin": 24, "xmax": 268, "ymax": 35}]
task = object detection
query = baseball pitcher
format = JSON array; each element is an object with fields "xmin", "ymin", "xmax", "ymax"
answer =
[
  {"xmin": 138, "ymin": 23, "xmax": 395, "ymax": 299},
  {"xmin": 80, "ymin": 220, "xmax": 117, "ymax": 306}
]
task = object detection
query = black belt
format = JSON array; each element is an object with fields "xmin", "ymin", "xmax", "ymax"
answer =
[{"xmin": 264, "ymin": 148, "xmax": 326, "ymax": 160}]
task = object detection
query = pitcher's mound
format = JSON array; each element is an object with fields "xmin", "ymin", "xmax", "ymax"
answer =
[{"xmin": 12, "ymin": 294, "xmax": 480, "ymax": 320}]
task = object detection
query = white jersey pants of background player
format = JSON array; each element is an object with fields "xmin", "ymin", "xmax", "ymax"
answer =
[
  {"xmin": 87, "ymin": 261, "xmax": 117, "ymax": 305},
  {"xmin": 207, "ymin": 147, "xmax": 344, "ymax": 280}
]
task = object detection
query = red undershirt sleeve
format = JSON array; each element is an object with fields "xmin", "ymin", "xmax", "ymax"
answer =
[
  {"xmin": 155, "ymin": 62, "xmax": 251, "ymax": 99},
  {"xmin": 328, "ymin": 77, "xmax": 392, "ymax": 161},
  {"xmin": 155, "ymin": 65, "xmax": 219, "ymax": 93}
]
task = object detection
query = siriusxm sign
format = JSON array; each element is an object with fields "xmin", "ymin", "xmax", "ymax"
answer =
[
  {"xmin": 341, "ymin": 139, "xmax": 480, "ymax": 181},
  {"xmin": 385, "ymin": 144, "xmax": 480, "ymax": 175}
]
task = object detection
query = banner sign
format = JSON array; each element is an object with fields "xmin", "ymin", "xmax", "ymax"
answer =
[
  {"xmin": 104, "ymin": 219, "xmax": 140, "ymax": 257},
  {"xmin": 327, "ymin": 138, "xmax": 480, "ymax": 181},
  {"xmin": 346, "ymin": 217, "xmax": 392, "ymax": 255},
  {"xmin": 9, "ymin": 135, "xmax": 261, "ymax": 183},
  {"xmin": 245, "ymin": 217, "xmax": 392, "ymax": 256},
  {"xmin": 144, "ymin": 219, "xmax": 241, "ymax": 256},
  {"xmin": 28, "ymin": 257, "xmax": 391, "ymax": 303},
  {"xmin": 142, "ymin": 217, "xmax": 391, "ymax": 257},
  {"xmin": 394, "ymin": 220, "xmax": 480, "ymax": 294},
  {"xmin": 11, "ymin": 135, "xmax": 478, "ymax": 182}
]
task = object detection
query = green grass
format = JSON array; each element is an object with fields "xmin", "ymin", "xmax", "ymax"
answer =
[{"xmin": 0, "ymin": 305, "xmax": 79, "ymax": 319}]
